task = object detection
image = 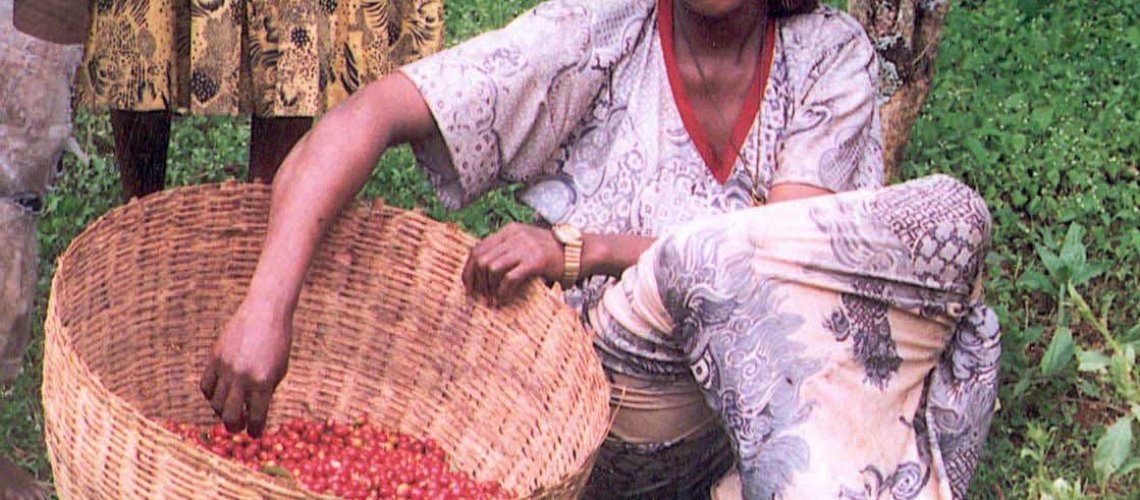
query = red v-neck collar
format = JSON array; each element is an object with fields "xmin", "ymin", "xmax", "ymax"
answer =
[{"xmin": 659, "ymin": 0, "xmax": 777, "ymax": 184}]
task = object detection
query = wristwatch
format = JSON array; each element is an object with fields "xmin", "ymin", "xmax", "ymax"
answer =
[{"xmin": 551, "ymin": 223, "xmax": 583, "ymax": 289}]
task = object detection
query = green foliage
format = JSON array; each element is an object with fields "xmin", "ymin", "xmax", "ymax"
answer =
[
  {"xmin": 444, "ymin": 0, "xmax": 541, "ymax": 46},
  {"xmin": 360, "ymin": 145, "xmax": 533, "ymax": 238},
  {"xmin": 902, "ymin": 0, "xmax": 1139, "ymax": 497},
  {"xmin": 1095, "ymin": 416, "xmax": 1134, "ymax": 484}
]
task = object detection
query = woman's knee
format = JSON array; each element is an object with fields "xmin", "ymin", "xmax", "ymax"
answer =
[{"xmin": 872, "ymin": 174, "xmax": 993, "ymax": 292}]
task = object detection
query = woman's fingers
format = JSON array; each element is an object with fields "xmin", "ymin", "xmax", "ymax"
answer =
[
  {"xmin": 246, "ymin": 387, "xmax": 274, "ymax": 438},
  {"xmin": 467, "ymin": 236, "xmax": 514, "ymax": 302},
  {"xmin": 496, "ymin": 254, "xmax": 540, "ymax": 300},
  {"xmin": 476, "ymin": 246, "xmax": 512, "ymax": 306},
  {"xmin": 484, "ymin": 250, "xmax": 525, "ymax": 306},
  {"xmin": 208, "ymin": 374, "xmax": 230, "ymax": 420},
  {"xmin": 461, "ymin": 250, "xmax": 478, "ymax": 294},
  {"xmin": 199, "ymin": 358, "xmax": 220, "ymax": 402},
  {"xmin": 221, "ymin": 383, "xmax": 247, "ymax": 433}
]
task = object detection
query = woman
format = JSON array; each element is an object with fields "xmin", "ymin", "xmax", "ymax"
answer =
[
  {"xmin": 200, "ymin": 0, "xmax": 997, "ymax": 496},
  {"xmin": 76, "ymin": 0, "xmax": 445, "ymax": 198}
]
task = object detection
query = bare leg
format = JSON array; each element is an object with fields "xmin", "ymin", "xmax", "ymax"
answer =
[
  {"xmin": 111, "ymin": 110, "xmax": 171, "ymax": 202},
  {"xmin": 248, "ymin": 116, "xmax": 312, "ymax": 184},
  {"xmin": 0, "ymin": 456, "xmax": 46, "ymax": 500},
  {"xmin": 0, "ymin": 202, "xmax": 36, "ymax": 386}
]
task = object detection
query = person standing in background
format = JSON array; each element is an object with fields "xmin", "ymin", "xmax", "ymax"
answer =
[
  {"xmin": 76, "ymin": 0, "xmax": 446, "ymax": 200},
  {"xmin": 1, "ymin": 0, "xmax": 88, "ymax": 497}
]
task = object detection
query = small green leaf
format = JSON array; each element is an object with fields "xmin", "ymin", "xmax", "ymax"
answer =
[
  {"xmin": 1098, "ymin": 291, "xmax": 1117, "ymax": 317},
  {"xmin": 1017, "ymin": 269, "xmax": 1054, "ymax": 293},
  {"xmin": 1013, "ymin": 368, "xmax": 1038, "ymax": 400},
  {"xmin": 1023, "ymin": 325, "xmax": 1047, "ymax": 344},
  {"xmin": 1109, "ymin": 347, "xmax": 1136, "ymax": 383},
  {"xmin": 1069, "ymin": 264, "xmax": 1103, "ymax": 288},
  {"xmin": 1078, "ymin": 379, "xmax": 1102, "ymax": 399},
  {"xmin": 1017, "ymin": 0, "xmax": 1051, "ymax": 19},
  {"xmin": 1094, "ymin": 416, "xmax": 1134, "ymax": 483},
  {"xmin": 1036, "ymin": 245, "xmax": 1065, "ymax": 281},
  {"xmin": 963, "ymin": 136, "xmax": 989, "ymax": 163},
  {"xmin": 1004, "ymin": 92, "xmax": 1028, "ymax": 109},
  {"xmin": 1059, "ymin": 224, "xmax": 1087, "ymax": 270},
  {"xmin": 1117, "ymin": 457, "xmax": 1140, "ymax": 479},
  {"xmin": 1078, "ymin": 349, "xmax": 1111, "ymax": 373},
  {"xmin": 1030, "ymin": 106, "xmax": 1055, "ymax": 133},
  {"xmin": 1040, "ymin": 327, "xmax": 1075, "ymax": 377},
  {"xmin": 1124, "ymin": 323, "xmax": 1140, "ymax": 343},
  {"xmin": 1007, "ymin": 133, "xmax": 1028, "ymax": 152},
  {"xmin": 261, "ymin": 465, "xmax": 293, "ymax": 479},
  {"xmin": 1128, "ymin": 26, "xmax": 1140, "ymax": 47}
]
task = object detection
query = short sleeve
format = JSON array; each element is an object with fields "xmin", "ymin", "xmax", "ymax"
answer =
[
  {"xmin": 773, "ymin": 13, "xmax": 884, "ymax": 192},
  {"xmin": 400, "ymin": 0, "xmax": 649, "ymax": 209}
]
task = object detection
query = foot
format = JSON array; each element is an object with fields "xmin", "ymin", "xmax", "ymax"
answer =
[{"xmin": 0, "ymin": 457, "xmax": 46, "ymax": 500}]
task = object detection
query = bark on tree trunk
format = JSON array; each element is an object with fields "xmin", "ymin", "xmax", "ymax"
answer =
[{"xmin": 848, "ymin": 0, "xmax": 951, "ymax": 180}]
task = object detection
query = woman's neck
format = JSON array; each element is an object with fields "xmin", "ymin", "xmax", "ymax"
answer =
[{"xmin": 673, "ymin": 0, "xmax": 765, "ymax": 58}]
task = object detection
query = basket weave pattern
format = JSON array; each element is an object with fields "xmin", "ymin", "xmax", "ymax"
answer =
[{"xmin": 42, "ymin": 183, "xmax": 610, "ymax": 499}]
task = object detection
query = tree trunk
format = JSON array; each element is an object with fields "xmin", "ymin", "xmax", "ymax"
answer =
[{"xmin": 848, "ymin": 0, "xmax": 951, "ymax": 180}]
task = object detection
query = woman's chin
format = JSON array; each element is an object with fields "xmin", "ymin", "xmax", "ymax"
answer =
[{"xmin": 676, "ymin": 0, "xmax": 749, "ymax": 19}]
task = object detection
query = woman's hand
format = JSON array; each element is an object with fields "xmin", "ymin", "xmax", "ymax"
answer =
[
  {"xmin": 199, "ymin": 300, "xmax": 293, "ymax": 437},
  {"xmin": 462, "ymin": 223, "xmax": 564, "ymax": 306}
]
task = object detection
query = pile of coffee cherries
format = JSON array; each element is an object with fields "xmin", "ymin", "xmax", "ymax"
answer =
[{"xmin": 164, "ymin": 415, "xmax": 511, "ymax": 499}]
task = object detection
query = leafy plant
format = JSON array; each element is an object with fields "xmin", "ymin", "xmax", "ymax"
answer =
[
  {"xmin": 1001, "ymin": 222, "xmax": 1139, "ymax": 495},
  {"xmin": 904, "ymin": 0, "xmax": 1140, "ymax": 496}
]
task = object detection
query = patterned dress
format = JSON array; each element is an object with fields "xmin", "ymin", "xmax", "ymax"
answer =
[
  {"xmin": 593, "ymin": 175, "xmax": 1000, "ymax": 499},
  {"xmin": 77, "ymin": 0, "xmax": 445, "ymax": 115}
]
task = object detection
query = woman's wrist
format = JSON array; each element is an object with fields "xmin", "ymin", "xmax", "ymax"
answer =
[
  {"xmin": 244, "ymin": 251, "xmax": 308, "ymax": 319},
  {"xmin": 579, "ymin": 233, "xmax": 612, "ymax": 279},
  {"xmin": 244, "ymin": 278, "xmax": 300, "ymax": 320},
  {"xmin": 579, "ymin": 233, "xmax": 657, "ymax": 279}
]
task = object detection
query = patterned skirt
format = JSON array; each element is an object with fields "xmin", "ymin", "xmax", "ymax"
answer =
[
  {"xmin": 76, "ymin": 0, "xmax": 444, "ymax": 116},
  {"xmin": 584, "ymin": 175, "xmax": 1001, "ymax": 498}
]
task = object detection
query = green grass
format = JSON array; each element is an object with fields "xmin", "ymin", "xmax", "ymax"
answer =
[
  {"xmin": 901, "ymin": 1, "xmax": 1140, "ymax": 497},
  {"xmin": 3, "ymin": 0, "xmax": 1139, "ymax": 497}
]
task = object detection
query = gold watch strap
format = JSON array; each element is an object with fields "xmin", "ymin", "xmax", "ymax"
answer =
[{"xmin": 561, "ymin": 239, "xmax": 583, "ymax": 289}]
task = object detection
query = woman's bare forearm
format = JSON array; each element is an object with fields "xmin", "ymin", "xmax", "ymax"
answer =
[
  {"xmin": 581, "ymin": 234, "xmax": 657, "ymax": 279},
  {"xmin": 578, "ymin": 184, "xmax": 830, "ymax": 281},
  {"xmin": 244, "ymin": 73, "xmax": 437, "ymax": 315}
]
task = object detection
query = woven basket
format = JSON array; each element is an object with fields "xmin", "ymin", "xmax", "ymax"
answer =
[{"xmin": 41, "ymin": 183, "xmax": 610, "ymax": 499}]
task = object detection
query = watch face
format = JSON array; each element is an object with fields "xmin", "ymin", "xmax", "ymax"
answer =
[{"xmin": 553, "ymin": 224, "xmax": 581, "ymax": 244}]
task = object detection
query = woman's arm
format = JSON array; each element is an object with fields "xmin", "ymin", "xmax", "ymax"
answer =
[
  {"xmin": 199, "ymin": 73, "xmax": 438, "ymax": 436},
  {"xmin": 247, "ymin": 75, "xmax": 436, "ymax": 316},
  {"xmin": 463, "ymin": 183, "xmax": 828, "ymax": 305},
  {"xmin": 201, "ymin": 0, "xmax": 627, "ymax": 431}
]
